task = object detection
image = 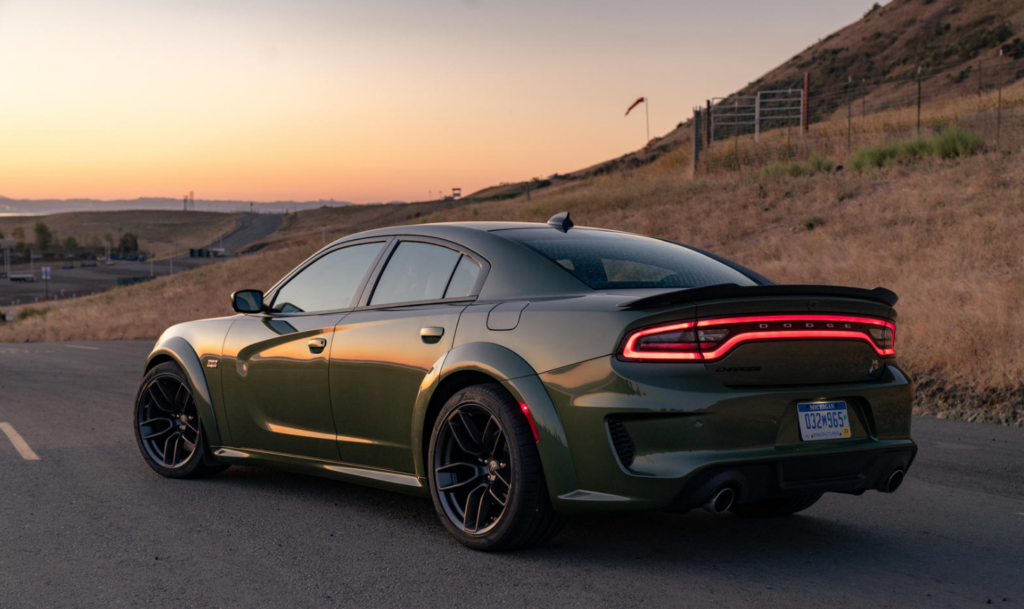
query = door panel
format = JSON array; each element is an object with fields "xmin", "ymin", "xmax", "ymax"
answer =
[
  {"xmin": 221, "ymin": 314, "xmax": 346, "ymax": 461},
  {"xmin": 329, "ymin": 304, "xmax": 465, "ymax": 473}
]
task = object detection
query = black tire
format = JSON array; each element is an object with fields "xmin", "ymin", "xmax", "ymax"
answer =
[
  {"xmin": 730, "ymin": 492, "xmax": 823, "ymax": 518},
  {"xmin": 427, "ymin": 384, "xmax": 565, "ymax": 551},
  {"xmin": 133, "ymin": 361, "xmax": 229, "ymax": 479}
]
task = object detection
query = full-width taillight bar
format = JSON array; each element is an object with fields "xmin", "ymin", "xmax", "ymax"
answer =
[{"xmin": 621, "ymin": 314, "xmax": 896, "ymax": 362}]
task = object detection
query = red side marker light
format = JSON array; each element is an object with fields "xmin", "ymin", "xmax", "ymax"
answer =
[{"xmin": 519, "ymin": 402, "xmax": 540, "ymax": 443}]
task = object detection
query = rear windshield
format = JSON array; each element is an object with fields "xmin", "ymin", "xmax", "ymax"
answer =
[{"xmin": 499, "ymin": 228, "xmax": 757, "ymax": 290}]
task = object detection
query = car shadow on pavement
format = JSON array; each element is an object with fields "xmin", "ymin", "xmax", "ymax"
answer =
[{"xmin": 205, "ymin": 465, "xmax": 878, "ymax": 564}]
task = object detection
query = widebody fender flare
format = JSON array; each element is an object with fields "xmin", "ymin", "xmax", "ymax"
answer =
[
  {"xmin": 410, "ymin": 341, "xmax": 581, "ymax": 501},
  {"xmin": 145, "ymin": 336, "xmax": 223, "ymax": 449}
]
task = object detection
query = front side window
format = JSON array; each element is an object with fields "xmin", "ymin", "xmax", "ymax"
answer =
[
  {"xmin": 370, "ymin": 242, "xmax": 463, "ymax": 305},
  {"xmin": 271, "ymin": 242, "xmax": 385, "ymax": 313},
  {"xmin": 498, "ymin": 228, "xmax": 757, "ymax": 290}
]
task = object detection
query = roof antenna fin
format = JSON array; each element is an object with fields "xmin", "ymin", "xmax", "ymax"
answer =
[{"xmin": 547, "ymin": 211, "xmax": 573, "ymax": 232}]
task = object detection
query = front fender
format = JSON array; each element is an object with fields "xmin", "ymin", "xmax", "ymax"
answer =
[
  {"xmin": 410, "ymin": 341, "xmax": 581, "ymax": 505},
  {"xmin": 146, "ymin": 336, "xmax": 224, "ymax": 448}
]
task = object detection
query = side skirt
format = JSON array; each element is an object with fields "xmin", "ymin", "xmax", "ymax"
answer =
[{"xmin": 211, "ymin": 447, "xmax": 430, "ymax": 497}]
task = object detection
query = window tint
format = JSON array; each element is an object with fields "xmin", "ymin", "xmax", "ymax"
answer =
[
  {"xmin": 499, "ymin": 228, "xmax": 757, "ymax": 290},
  {"xmin": 444, "ymin": 256, "xmax": 481, "ymax": 298},
  {"xmin": 271, "ymin": 242, "xmax": 384, "ymax": 313},
  {"xmin": 371, "ymin": 242, "xmax": 461, "ymax": 305}
]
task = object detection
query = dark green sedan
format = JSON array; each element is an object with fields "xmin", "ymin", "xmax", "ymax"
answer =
[{"xmin": 134, "ymin": 212, "xmax": 916, "ymax": 551}]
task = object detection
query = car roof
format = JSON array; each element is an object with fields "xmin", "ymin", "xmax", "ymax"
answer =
[{"xmin": 322, "ymin": 221, "xmax": 597, "ymax": 301}]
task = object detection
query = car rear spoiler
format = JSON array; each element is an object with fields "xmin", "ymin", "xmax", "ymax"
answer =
[{"xmin": 617, "ymin": 284, "xmax": 899, "ymax": 310}]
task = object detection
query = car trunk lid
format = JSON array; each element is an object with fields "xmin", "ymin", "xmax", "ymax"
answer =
[{"xmin": 619, "ymin": 285, "xmax": 896, "ymax": 387}]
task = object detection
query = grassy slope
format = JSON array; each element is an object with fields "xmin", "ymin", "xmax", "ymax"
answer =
[{"xmin": 0, "ymin": 210, "xmax": 245, "ymax": 256}]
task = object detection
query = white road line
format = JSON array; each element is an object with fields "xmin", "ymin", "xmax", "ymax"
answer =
[
  {"xmin": 65, "ymin": 344, "xmax": 100, "ymax": 351},
  {"xmin": 0, "ymin": 423, "xmax": 40, "ymax": 460}
]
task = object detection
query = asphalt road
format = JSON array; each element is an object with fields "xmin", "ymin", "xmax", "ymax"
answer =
[
  {"xmin": 0, "ymin": 341, "xmax": 1021, "ymax": 608},
  {"xmin": 199, "ymin": 213, "xmax": 282, "ymax": 254}
]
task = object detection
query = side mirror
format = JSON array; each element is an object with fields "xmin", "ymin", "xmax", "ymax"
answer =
[{"xmin": 231, "ymin": 289, "xmax": 264, "ymax": 314}]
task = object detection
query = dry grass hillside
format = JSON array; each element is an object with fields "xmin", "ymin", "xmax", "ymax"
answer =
[
  {"xmin": 0, "ymin": 210, "xmax": 244, "ymax": 256},
  {"xmin": 472, "ymin": 0, "xmax": 1024, "ymax": 202}
]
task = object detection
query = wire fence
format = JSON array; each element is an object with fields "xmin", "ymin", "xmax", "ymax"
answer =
[{"xmin": 692, "ymin": 55, "xmax": 1024, "ymax": 174}]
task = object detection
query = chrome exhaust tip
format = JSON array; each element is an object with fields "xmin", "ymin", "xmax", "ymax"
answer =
[
  {"xmin": 882, "ymin": 469, "xmax": 905, "ymax": 493},
  {"xmin": 703, "ymin": 487, "xmax": 736, "ymax": 513}
]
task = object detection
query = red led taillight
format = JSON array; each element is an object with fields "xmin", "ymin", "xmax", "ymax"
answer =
[{"xmin": 621, "ymin": 314, "xmax": 896, "ymax": 362}]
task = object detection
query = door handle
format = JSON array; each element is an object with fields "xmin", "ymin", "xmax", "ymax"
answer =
[
  {"xmin": 308, "ymin": 338, "xmax": 327, "ymax": 352},
  {"xmin": 420, "ymin": 326, "xmax": 444, "ymax": 343}
]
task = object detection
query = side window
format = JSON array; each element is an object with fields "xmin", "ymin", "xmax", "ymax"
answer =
[
  {"xmin": 370, "ymin": 242, "xmax": 461, "ymax": 305},
  {"xmin": 271, "ymin": 242, "xmax": 384, "ymax": 313},
  {"xmin": 444, "ymin": 256, "xmax": 481, "ymax": 298}
]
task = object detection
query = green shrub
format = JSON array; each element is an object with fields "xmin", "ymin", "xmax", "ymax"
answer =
[
  {"xmin": 849, "ymin": 128, "xmax": 982, "ymax": 172},
  {"xmin": 895, "ymin": 137, "xmax": 934, "ymax": 163},
  {"xmin": 933, "ymin": 128, "xmax": 983, "ymax": 159},
  {"xmin": 761, "ymin": 155, "xmax": 834, "ymax": 179},
  {"xmin": 16, "ymin": 307, "xmax": 48, "ymax": 321},
  {"xmin": 808, "ymin": 154, "xmax": 835, "ymax": 173},
  {"xmin": 850, "ymin": 142, "xmax": 899, "ymax": 171}
]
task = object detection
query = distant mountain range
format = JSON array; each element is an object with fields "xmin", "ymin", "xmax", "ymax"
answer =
[{"xmin": 0, "ymin": 197, "xmax": 401, "ymax": 216}]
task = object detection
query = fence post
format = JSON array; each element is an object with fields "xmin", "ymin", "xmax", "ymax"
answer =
[
  {"xmin": 754, "ymin": 91, "xmax": 761, "ymax": 143},
  {"xmin": 847, "ymin": 77, "xmax": 853, "ymax": 154},
  {"xmin": 692, "ymin": 108, "xmax": 702, "ymax": 176},
  {"xmin": 921, "ymin": 66, "xmax": 929, "ymax": 138},
  {"xmin": 978, "ymin": 58, "xmax": 983, "ymax": 97},
  {"xmin": 802, "ymin": 72, "xmax": 810, "ymax": 136},
  {"xmin": 706, "ymin": 99, "xmax": 712, "ymax": 150},
  {"xmin": 997, "ymin": 50, "xmax": 1003, "ymax": 150}
]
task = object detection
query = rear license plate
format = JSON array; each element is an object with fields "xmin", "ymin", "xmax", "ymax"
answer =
[{"xmin": 797, "ymin": 401, "xmax": 851, "ymax": 441}]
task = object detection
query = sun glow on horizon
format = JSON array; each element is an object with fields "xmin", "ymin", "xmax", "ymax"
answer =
[{"xmin": 0, "ymin": 0, "xmax": 878, "ymax": 203}]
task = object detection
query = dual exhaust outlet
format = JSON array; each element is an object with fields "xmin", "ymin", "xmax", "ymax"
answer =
[{"xmin": 701, "ymin": 468, "xmax": 905, "ymax": 513}]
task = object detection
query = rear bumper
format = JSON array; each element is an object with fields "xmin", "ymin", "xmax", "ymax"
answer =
[
  {"xmin": 665, "ymin": 443, "xmax": 916, "ymax": 511},
  {"xmin": 538, "ymin": 356, "xmax": 916, "ymax": 513}
]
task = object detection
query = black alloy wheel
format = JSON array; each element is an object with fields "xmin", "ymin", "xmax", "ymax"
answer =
[
  {"xmin": 133, "ymin": 361, "xmax": 228, "ymax": 478},
  {"xmin": 428, "ymin": 384, "xmax": 565, "ymax": 551},
  {"xmin": 433, "ymin": 404, "xmax": 513, "ymax": 535},
  {"xmin": 138, "ymin": 373, "xmax": 201, "ymax": 468}
]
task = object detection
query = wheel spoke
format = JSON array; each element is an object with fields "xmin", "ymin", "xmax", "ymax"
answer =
[
  {"xmin": 147, "ymin": 385, "xmax": 174, "ymax": 413},
  {"xmin": 182, "ymin": 419, "xmax": 199, "ymax": 434},
  {"xmin": 493, "ymin": 469, "xmax": 510, "ymax": 490},
  {"xmin": 162, "ymin": 432, "xmax": 181, "ymax": 466},
  {"xmin": 140, "ymin": 418, "xmax": 174, "ymax": 440},
  {"xmin": 449, "ymin": 411, "xmax": 484, "ymax": 456},
  {"xmin": 436, "ymin": 461, "xmax": 482, "ymax": 491},
  {"xmin": 462, "ymin": 483, "xmax": 487, "ymax": 532},
  {"xmin": 472, "ymin": 486, "xmax": 494, "ymax": 533},
  {"xmin": 181, "ymin": 435, "xmax": 197, "ymax": 455},
  {"xmin": 488, "ymin": 485, "xmax": 508, "ymax": 507}
]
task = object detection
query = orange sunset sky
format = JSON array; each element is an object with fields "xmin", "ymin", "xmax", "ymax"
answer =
[{"xmin": 0, "ymin": 1, "xmax": 877, "ymax": 203}]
